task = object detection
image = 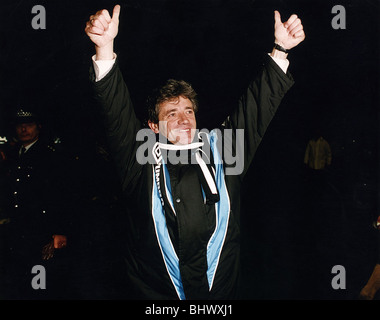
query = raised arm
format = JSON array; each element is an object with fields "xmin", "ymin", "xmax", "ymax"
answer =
[
  {"xmin": 224, "ymin": 11, "xmax": 305, "ymax": 178},
  {"xmin": 85, "ymin": 5, "xmax": 143, "ymax": 193}
]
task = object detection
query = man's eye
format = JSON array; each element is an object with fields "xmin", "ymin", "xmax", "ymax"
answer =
[{"xmin": 186, "ymin": 110, "xmax": 193, "ymax": 114}]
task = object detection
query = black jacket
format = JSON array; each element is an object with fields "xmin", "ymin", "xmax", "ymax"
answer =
[
  {"xmin": 92, "ymin": 55, "xmax": 294, "ymax": 299},
  {"xmin": 1, "ymin": 139, "xmax": 68, "ymax": 258}
]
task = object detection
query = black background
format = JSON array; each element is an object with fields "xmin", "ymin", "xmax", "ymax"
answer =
[{"xmin": 0, "ymin": 0, "xmax": 379, "ymax": 300}]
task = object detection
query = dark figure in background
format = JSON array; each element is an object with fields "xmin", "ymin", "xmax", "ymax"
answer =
[
  {"xmin": 0, "ymin": 109, "xmax": 70, "ymax": 299},
  {"xmin": 304, "ymin": 131, "xmax": 332, "ymax": 171},
  {"xmin": 304, "ymin": 131, "xmax": 332, "ymax": 196}
]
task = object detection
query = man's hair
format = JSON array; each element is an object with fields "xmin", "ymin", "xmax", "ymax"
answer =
[{"xmin": 146, "ymin": 79, "xmax": 198, "ymax": 124}]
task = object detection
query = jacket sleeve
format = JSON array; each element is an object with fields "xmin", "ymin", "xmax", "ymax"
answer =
[
  {"xmin": 222, "ymin": 54, "xmax": 295, "ymax": 179},
  {"xmin": 91, "ymin": 59, "xmax": 143, "ymax": 193}
]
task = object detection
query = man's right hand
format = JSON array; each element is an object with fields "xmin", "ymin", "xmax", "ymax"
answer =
[{"xmin": 85, "ymin": 4, "xmax": 121, "ymax": 60}]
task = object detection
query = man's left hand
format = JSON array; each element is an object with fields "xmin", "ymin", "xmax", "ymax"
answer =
[{"xmin": 274, "ymin": 10, "xmax": 305, "ymax": 50}]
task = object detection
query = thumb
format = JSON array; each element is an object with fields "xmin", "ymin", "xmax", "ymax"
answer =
[
  {"xmin": 112, "ymin": 4, "xmax": 121, "ymax": 23},
  {"xmin": 274, "ymin": 10, "xmax": 282, "ymax": 25}
]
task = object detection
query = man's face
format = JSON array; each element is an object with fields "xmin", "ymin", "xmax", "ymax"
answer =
[
  {"xmin": 149, "ymin": 96, "xmax": 197, "ymax": 145},
  {"xmin": 15, "ymin": 122, "xmax": 40, "ymax": 146}
]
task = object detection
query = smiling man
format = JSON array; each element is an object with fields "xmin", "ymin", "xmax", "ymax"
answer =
[
  {"xmin": 85, "ymin": 5, "xmax": 305, "ymax": 299},
  {"xmin": 147, "ymin": 80, "xmax": 198, "ymax": 145}
]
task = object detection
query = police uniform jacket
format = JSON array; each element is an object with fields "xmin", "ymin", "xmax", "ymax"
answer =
[{"xmin": 3, "ymin": 139, "xmax": 68, "ymax": 259}]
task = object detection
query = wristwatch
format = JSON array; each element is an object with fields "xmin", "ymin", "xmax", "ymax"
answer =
[{"xmin": 274, "ymin": 43, "xmax": 289, "ymax": 54}]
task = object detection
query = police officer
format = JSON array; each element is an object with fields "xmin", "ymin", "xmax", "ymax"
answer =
[{"xmin": 1, "ymin": 108, "xmax": 69, "ymax": 299}]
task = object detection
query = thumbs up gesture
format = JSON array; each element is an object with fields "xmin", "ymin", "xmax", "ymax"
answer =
[
  {"xmin": 274, "ymin": 10, "xmax": 305, "ymax": 50},
  {"xmin": 85, "ymin": 5, "xmax": 121, "ymax": 59}
]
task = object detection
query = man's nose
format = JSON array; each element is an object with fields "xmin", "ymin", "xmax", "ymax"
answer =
[{"xmin": 178, "ymin": 113, "xmax": 189, "ymax": 124}]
